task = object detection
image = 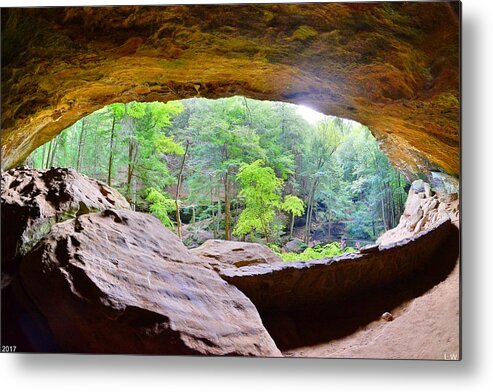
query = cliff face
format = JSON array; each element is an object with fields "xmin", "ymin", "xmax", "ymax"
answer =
[{"xmin": 1, "ymin": 3, "xmax": 459, "ymax": 178}]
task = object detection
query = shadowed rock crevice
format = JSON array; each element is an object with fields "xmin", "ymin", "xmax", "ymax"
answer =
[
  {"xmin": 220, "ymin": 218, "xmax": 453, "ymax": 312},
  {"xmin": 261, "ymin": 224, "xmax": 459, "ymax": 351}
]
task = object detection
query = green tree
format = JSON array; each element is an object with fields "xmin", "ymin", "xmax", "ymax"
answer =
[
  {"xmin": 145, "ymin": 187, "xmax": 176, "ymax": 229},
  {"xmin": 234, "ymin": 159, "xmax": 283, "ymax": 243},
  {"xmin": 302, "ymin": 118, "xmax": 342, "ymax": 243},
  {"xmin": 281, "ymin": 195, "xmax": 305, "ymax": 239}
]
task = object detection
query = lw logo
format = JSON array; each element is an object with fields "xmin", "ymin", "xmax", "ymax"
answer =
[{"xmin": 443, "ymin": 352, "xmax": 459, "ymax": 360}]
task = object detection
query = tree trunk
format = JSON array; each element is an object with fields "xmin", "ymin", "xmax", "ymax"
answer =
[
  {"xmin": 41, "ymin": 143, "xmax": 47, "ymax": 169},
  {"xmin": 224, "ymin": 167, "xmax": 231, "ymax": 240},
  {"xmin": 328, "ymin": 208, "xmax": 332, "ymax": 242},
  {"xmin": 107, "ymin": 115, "xmax": 116, "ymax": 186},
  {"xmin": 45, "ymin": 140, "xmax": 53, "ymax": 169},
  {"xmin": 175, "ymin": 141, "xmax": 190, "ymax": 239},
  {"xmin": 304, "ymin": 179, "xmax": 318, "ymax": 244},
  {"xmin": 76, "ymin": 119, "xmax": 86, "ymax": 172},
  {"xmin": 48, "ymin": 136, "xmax": 59, "ymax": 168},
  {"xmin": 210, "ymin": 176, "xmax": 217, "ymax": 238},
  {"xmin": 289, "ymin": 213, "xmax": 295, "ymax": 239},
  {"xmin": 261, "ymin": 218, "xmax": 270, "ymax": 244},
  {"xmin": 380, "ymin": 187, "xmax": 388, "ymax": 232},
  {"xmin": 126, "ymin": 140, "xmax": 138, "ymax": 201},
  {"xmin": 217, "ymin": 199, "xmax": 221, "ymax": 236}
]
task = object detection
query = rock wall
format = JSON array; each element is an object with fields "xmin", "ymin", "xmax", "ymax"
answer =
[
  {"xmin": 220, "ymin": 217, "xmax": 453, "ymax": 311},
  {"xmin": 1, "ymin": 3, "xmax": 459, "ymax": 179},
  {"xmin": 378, "ymin": 179, "xmax": 459, "ymax": 246}
]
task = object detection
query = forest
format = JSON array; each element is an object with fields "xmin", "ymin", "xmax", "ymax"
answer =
[{"xmin": 27, "ymin": 97, "xmax": 408, "ymax": 260}]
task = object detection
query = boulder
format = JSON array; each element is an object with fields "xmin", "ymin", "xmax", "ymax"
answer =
[
  {"xmin": 19, "ymin": 209, "xmax": 281, "ymax": 356},
  {"xmin": 191, "ymin": 239, "xmax": 283, "ymax": 270},
  {"xmin": 378, "ymin": 181, "xmax": 457, "ymax": 246},
  {"xmin": 411, "ymin": 179, "xmax": 426, "ymax": 193},
  {"xmin": 282, "ymin": 238, "xmax": 305, "ymax": 253},
  {"xmin": 1, "ymin": 167, "xmax": 130, "ymax": 273},
  {"xmin": 181, "ymin": 225, "xmax": 214, "ymax": 248},
  {"xmin": 430, "ymin": 172, "xmax": 460, "ymax": 195},
  {"xmin": 439, "ymin": 193, "xmax": 459, "ymax": 204}
]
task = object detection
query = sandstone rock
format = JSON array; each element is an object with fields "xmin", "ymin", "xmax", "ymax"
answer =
[
  {"xmin": 430, "ymin": 172, "xmax": 460, "ymax": 195},
  {"xmin": 1, "ymin": 167, "xmax": 130, "ymax": 273},
  {"xmin": 381, "ymin": 312, "xmax": 394, "ymax": 322},
  {"xmin": 282, "ymin": 238, "xmax": 305, "ymax": 253},
  {"xmin": 181, "ymin": 226, "xmax": 214, "ymax": 248},
  {"xmin": 220, "ymin": 218, "xmax": 453, "ymax": 312},
  {"xmin": 19, "ymin": 210, "xmax": 281, "ymax": 356},
  {"xmin": 378, "ymin": 181, "xmax": 456, "ymax": 246},
  {"xmin": 411, "ymin": 179, "xmax": 426, "ymax": 194},
  {"xmin": 191, "ymin": 239, "xmax": 282, "ymax": 270},
  {"xmin": 407, "ymin": 207, "xmax": 424, "ymax": 231},
  {"xmin": 424, "ymin": 182, "xmax": 432, "ymax": 198},
  {"xmin": 439, "ymin": 193, "xmax": 459, "ymax": 203},
  {"xmin": 1, "ymin": 4, "xmax": 459, "ymax": 179}
]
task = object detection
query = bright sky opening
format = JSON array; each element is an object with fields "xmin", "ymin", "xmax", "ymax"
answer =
[{"xmin": 297, "ymin": 105, "xmax": 326, "ymax": 124}]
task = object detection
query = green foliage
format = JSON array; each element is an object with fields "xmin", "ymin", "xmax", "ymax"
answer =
[
  {"xmin": 279, "ymin": 242, "xmax": 357, "ymax": 262},
  {"xmin": 27, "ymin": 96, "xmax": 408, "ymax": 250},
  {"xmin": 281, "ymin": 195, "xmax": 305, "ymax": 217},
  {"xmin": 145, "ymin": 187, "xmax": 176, "ymax": 228},
  {"xmin": 234, "ymin": 159, "xmax": 283, "ymax": 241}
]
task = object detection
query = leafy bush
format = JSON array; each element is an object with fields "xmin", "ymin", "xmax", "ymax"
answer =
[
  {"xmin": 277, "ymin": 242, "xmax": 357, "ymax": 262},
  {"xmin": 145, "ymin": 187, "xmax": 176, "ymax": 228}
]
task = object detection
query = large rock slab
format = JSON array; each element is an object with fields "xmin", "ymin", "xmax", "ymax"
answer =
[
  {"xmin": 191, "ymin": 239, "xmax": 282, "ymax": 270},
  {"xmin": 1, "ymin": 167, "xmax": 130, "ymax": 272},
  {"xmin": 19, "ymin": 209, "xmax": 281, "ymax": 356},
  {"xmin": 220, "ymin": 218, "xmax": 453, "ymax": 312}
]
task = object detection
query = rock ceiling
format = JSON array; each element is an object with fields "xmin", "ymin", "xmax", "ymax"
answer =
[{"xmin": 1, "ymin": 3, "xmax": 459, "ymax": 179}]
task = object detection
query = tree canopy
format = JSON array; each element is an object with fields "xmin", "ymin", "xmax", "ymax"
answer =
[{"xmin": 27, "ymin": 96, "xmax": 408, "ymax": 258}]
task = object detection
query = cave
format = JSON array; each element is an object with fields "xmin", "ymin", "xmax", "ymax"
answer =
[{"xmin": 1, "ymin": 3, "xmax": 460, "ymax": 359}]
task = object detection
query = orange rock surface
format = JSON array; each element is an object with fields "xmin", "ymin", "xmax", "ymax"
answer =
[{"xmin": 1, "ymin": 3, "xmax": 459, "ymax": 178}]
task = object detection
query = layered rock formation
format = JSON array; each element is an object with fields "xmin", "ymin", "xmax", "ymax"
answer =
[
  {"xmin": 18, "ymin": 209, "xmax": 281, "ymax": 356},
  {"xmin": 1, "ymin": 3, "xmax": 459, "ymax": 179},
  {"xmin": 192, "ymin": 239, "xmax": 282, "ymax": 270},
  {"xmin": 220, "ymin": 217, "xmax": 453, "ymax": 312},
  {"xmin": 1, "ymin": 167, "xmax": 130, "ymax": 273}
]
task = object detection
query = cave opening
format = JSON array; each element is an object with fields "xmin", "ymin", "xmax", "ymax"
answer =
[
  {"xmin": 0, "ymin": 3, "xmax": 460, "ymax": 358},
  {"xmin": 22, "ymin": 96, "xmax": 409, "ymax": 257}
]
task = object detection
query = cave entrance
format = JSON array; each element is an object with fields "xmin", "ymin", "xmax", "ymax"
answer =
[{"xmin": 24, "ymin": 96, "xmax": 409, "ymax": 256}]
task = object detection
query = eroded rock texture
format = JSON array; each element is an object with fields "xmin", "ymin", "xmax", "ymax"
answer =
[
  {"xmin": 1, "ymin": 3, "xmax": 459, "ymax": 179},
  {"xmin": 19, "ymin": 209, "xmax": 281, "ymax": 356},
  {"xmin": 1, "ymin": 167, "xmax": 130, "ymax": 273},
  {"xmin": 220, "ymin": 217, "xmax": 453, "ymax": 312},
  {"xmin": 377, "ymin": 179, "xmax": 459, "ymax": 246},
  {"xmin": 191, "ymin": 239, "xmax": 282, "ymax": 271}
]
